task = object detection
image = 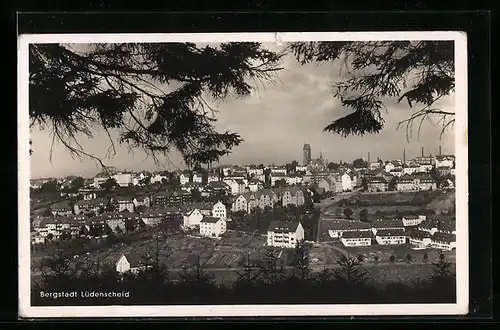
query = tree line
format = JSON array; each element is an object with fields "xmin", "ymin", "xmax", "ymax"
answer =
[{"xmin": 32, "ymin": 241, "xmax": 456, "ymax": 306}]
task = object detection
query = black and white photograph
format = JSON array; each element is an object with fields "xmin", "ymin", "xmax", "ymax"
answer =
[{"xmin": 18, "ymin": 32, "xmax": 468, "ymax": 317}]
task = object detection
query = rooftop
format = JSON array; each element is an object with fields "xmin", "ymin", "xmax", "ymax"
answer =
[
  {"xmin": 268, "ymin": 220, "xmax": 301, "ymax": 233},
  {"xmin": 342, "ymin": 231, "xmax": 372, "ymax": 239},
  {"xmin": 200, "ymin": 216, "xmax": 222, "ymax": 224},
  {"xmin": 375, "ymin": 229, "xmax": 406, "ymax": 237}
]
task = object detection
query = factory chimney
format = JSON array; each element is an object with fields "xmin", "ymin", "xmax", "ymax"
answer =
[{"xmin": 421, "ymin": 146, "xmax": 424, "ymax": 157}]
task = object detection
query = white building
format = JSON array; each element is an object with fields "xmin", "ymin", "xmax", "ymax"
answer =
[
  {"xmin": 339, "ymin": 173, "xmax": 353, "ymax": 192},
  {"xmin": 267, "ymin": 221, "xmax": 305, "ymax": 248},
  {"xmin": 248, "ymin": 179, "xmax": 264, "ymax": 192},
  {"xmin": 402, "ymin": 215, "xmax": 426, "ymax": 227},
  {"xmin": 183, "ymin": 208, "xmax": 203, "ymax": 228},
  {"xmin": 434, "ymin": 155, "xmax": 455, "ymax": 168},
  {"xmin": 326, "ymin": 220, "xmax": 372, "ymax": 238},
  {"xmin": 429, "ymin": 232, "xmax": 456, "ymax": 250},
  {"xmin": 212, "ymin": 201, "xmax": 227, "ymax": 220},
  {"xmin": 375, "ymin": 229, "xmax": 406, "ymax": 245},
  {"xmin": 150, "ymin": 173, "xmax": 168, "ymax": 184},
  {"xmin": 396, "ymin": 175, "xmax": 437, "ymax": 191},
  {"xmin": 384, "ymin": 162, "xmax": 396, "ymax": 172},
  {"xmin": 180, "ymin": 171, "xmax": 191, "ymax": 185},
  {"xmin": 112, "ymin": 172, "xmax": 134, "ymax": 187},
  {"xmin": 295, "ymin": 165, "xmax": 308, "ymax": 172},
  {"xmin": 286, "ymin": 174, "xmax": 303, "ymax": 186},
  {"xmin": 418, "ymin": 164, "xmax": 433, "ymax": 173},
  {"xmin": 192, "ymin": 172, "xmax": 204, "ymax": 184},
  {"xmin": 231, "ymin": 194, "xmax": 248, "ymax": 213},
  {"xmin": 207, "ymin": 173, "xmax": 220, "ymax": 183},
  {"xmin": 270, "ymin": 167, "xmax": 287, "ymax": 175},
  {"xmin": 247, "ymin": 166, "xmax": 264, "ymax": 176},
  {"xmin": 225, "ymin": 179, "xmax": 246, "ymax": 195},
  {"xmin": 340, "ymin": 231, "xmax": 372, "ymax": 247},
  {"xmin": 371, "ymin": 219, "xmax": 405, "ymax": 235},
  {"xmin": 115, "ymin": 253, "xmax": 142, "ymax": 274},
  {"xmin": 402, "ymin": 166, "xmax": 420, "ymax": 175},
  {"xmin": 408, "ymin": 230, "xmax": 433, "ymax": 248},
  {"xmin": 200, "ymin": 216, "xmax": 227, "ymax": 238}
]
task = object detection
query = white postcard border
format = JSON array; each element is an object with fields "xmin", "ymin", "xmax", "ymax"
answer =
[{"xmin": 18, "ymin": 31, "xmax": 469, "ymax": 318}]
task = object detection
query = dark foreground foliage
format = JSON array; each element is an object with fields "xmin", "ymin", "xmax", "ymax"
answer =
[{"xmin": 32, "ymin": 247, "xmax": 456, "ymax": 306}]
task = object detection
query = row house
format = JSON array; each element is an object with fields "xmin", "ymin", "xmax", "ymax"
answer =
[
  {"xmin": 418, "ymin": 220, "xmax": 456, "ymax": 235},
  {"xmin": 295, "ymin": 165, "xmax": 308, "ymax": 172},
  {"xmin": 35, "ymin": 216, "xmax": 81, "ymax": 240},
  {"xmin": 200, "ymin": 216, "xmax": 227, "ymax": 238},
  {"xmin": 402, "ymin": 165, "xmax": 420, "ymax": 175},
  {"xmin": 224, "ymin": 179, "xmax": 246, "ymax": 195},
  {"xmin": 180, "ymin": 182, "xmax": 203, "ymax": 193},
  {"xmin": 267, "ymin": 221, "xmax": 305, "ymax": 248},
  {"xmin": 205, "ymin": 181, "xmax": 231, "ymax": 196},
  {"xmin": 247, "ymin": 165, "xmax": 264, "ymax": 176},
  {"xmin": 408, "ymin": 230, "xmax": 433, "ymax": 248},
  {"xmin": 412, "ymin": 156, "xmax": 435, "ymax": 166},
  {"xmin": 366, "ymin": 177, "xmax": 388, "ymax": 192},
  {"xmin": 133, "ymin": 195, "xmax": 151, "ymax": 209},
  {"xmin": 104, "ymin": 211, "xmax": 143, "ymax": 233},
  {"xmin": 369, "ymin": 161, "xmax": 381, "ymax": 171},
  {"xmin": 396, "ymin": 175, "xmax": 437, "ymax": 191},
  {"xmin": 341, "ymin": 231, "xmax": 372, "ymax": 247},
  {"xmin": 74, "ymin": 198, "xmax": 107, "ymax": 215},
  {"xmin": 85, "ymin": 215, "xmax": 110, "ymax": 234},
  {"xmin": 207, "ymin": 173, "xmax": 221, "ymax": 183},
  {"xmin": 434, "ymin": 155, "xmax": 455, "ymax": 168},
  {"xmin": 285, "ymin": 174, "xmax": 304, "ymax": 186},
  {"xmin": 375, "ymin": 229, "xmax": 407, "ymax": 245},
  {"xmin": 389, "ymin": 169, "xmax": 403, "ymax": 177},
  {"xmin": 231, "ymin": 189, "xmax": 279, "ymax": 213},
  {"xmin": 50, "ymin": 201, "xmax": 73, "ymax": 217},
  {"xmin": 141, "ymin": 207, "xmax": 183, "ymax": 227},
  {"xmin": 154, "ymin": 191, "xmax": 192, "ymax": 207},
  {"xmin": 401, "ymin": 215, "xmax": 427, "ymax": 227},
  {"xmin": 270, "ymin": 166, "xmax": 287, "ymax": 175},
  {"xmin": 274, "ymin": 187, "xmax": 306, "ymax": 207},
  {"xmin": 326, "ymin": 220, "xmax": 372, "ymax": 238},
  {"xmin": 113, "ymin": 196, "xmax": 135, "ymax": 213},
  {"xmin": 248, "ymin": 179, "xmax": 264, "ymax": 192},
  {"xmin": 371, "ymin": 219, "xmax": 405, "ymax": 235},
  {"xmin": 429, "ymin": 232, "xmax": 456, "ymax": 251}
]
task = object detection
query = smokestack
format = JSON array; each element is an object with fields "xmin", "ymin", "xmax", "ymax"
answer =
[
  {"xmin": 421, "ymin": 146, "xmax": 424, "ymax": 157},
  {"xmin": 439, "ymin": 146, "xmax": 442, "ymax": 156},
  {"xmin": 368, "ymin": 152, "xmax": 370, "ymax": 162},
  {"xmin": 429, "ymin": 153, "xmax": 433, "ymax": 165},
  {"xmin": 403, "ymin": 149, "xmax": 406, "ymax": 166}
]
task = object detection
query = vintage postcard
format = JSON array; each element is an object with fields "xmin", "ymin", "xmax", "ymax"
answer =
[{"xmin": 18, "ymin": 32, "xmax": 468, "ymax": 318}]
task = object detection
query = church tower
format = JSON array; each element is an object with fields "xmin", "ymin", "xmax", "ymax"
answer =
[{"xmin": 303, "ymin": 144, "xmax": 312, "ymax": 166}]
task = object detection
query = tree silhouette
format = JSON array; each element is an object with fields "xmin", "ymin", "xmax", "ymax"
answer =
[
  {"xmin": 327, "ymin": 162, "xmax": 340, "ymax": 172},
  {"xmin": 359, "ymin": 208, "xmax": 369, "ymax": 222},
  {"xmin": 288, "ymin": 41, "xmax": 454, "ymax": 140},
  {"xmin": 333, "ymin": 255, "xmax": 369, "ymax": 284},
  {"xmin": 30, "ymin": 43, "xmax": 282, "ymax": 167}
]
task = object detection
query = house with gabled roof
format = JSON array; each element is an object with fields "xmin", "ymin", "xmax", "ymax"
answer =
[
  {"xmin": 375, "ymin": 229, "xmax": 406, "ymax": 245},
  {"xmin": 408, "ymin": 230, "xmax": 433, "ymax": 248},
  {"xmin": 50, "ymin": 201, "xmax": 73, "ymax": 216},
  {"xmin": 267, "ymin": 221, "xmax": 304, "ymax": 248},
  {"xmin": 183, "ymin": 208, "xmax": 203, "ymax": 228},
  {"xmin": 113, "ymin": 196, "xmax": 135, "ymax": 212},
  {"xmin": 341, "ymin": 231, "xmax": 372, "ymax": 247},
  {"xmin": 200, "ymin": 216, "xmax": 227, "ymax": 237},
  {"xmin": 116, "ymin": 253, "xmax": 143, "ymax": 274},
  {"xmin": 371, "ymin": 219, "xmax": 405, "ymax": 235},
  {"xmin": 326, "ymin": 220, "xmax": 372, "ymax": 238}
]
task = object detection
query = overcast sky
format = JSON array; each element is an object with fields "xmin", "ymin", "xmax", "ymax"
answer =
[{"xmin": 29, "ymin": 42, "xmax": 455, "ymax": 179}]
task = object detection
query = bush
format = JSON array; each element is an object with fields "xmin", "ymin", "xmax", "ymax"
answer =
[{"xmin": 389, "ymin": 255, "xmax": 396, "ymax": 263}]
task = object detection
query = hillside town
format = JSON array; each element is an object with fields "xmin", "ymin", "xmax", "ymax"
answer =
[{"xmin": 30, "ymin": 143, "xmax": 456, "ymax": 275}]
